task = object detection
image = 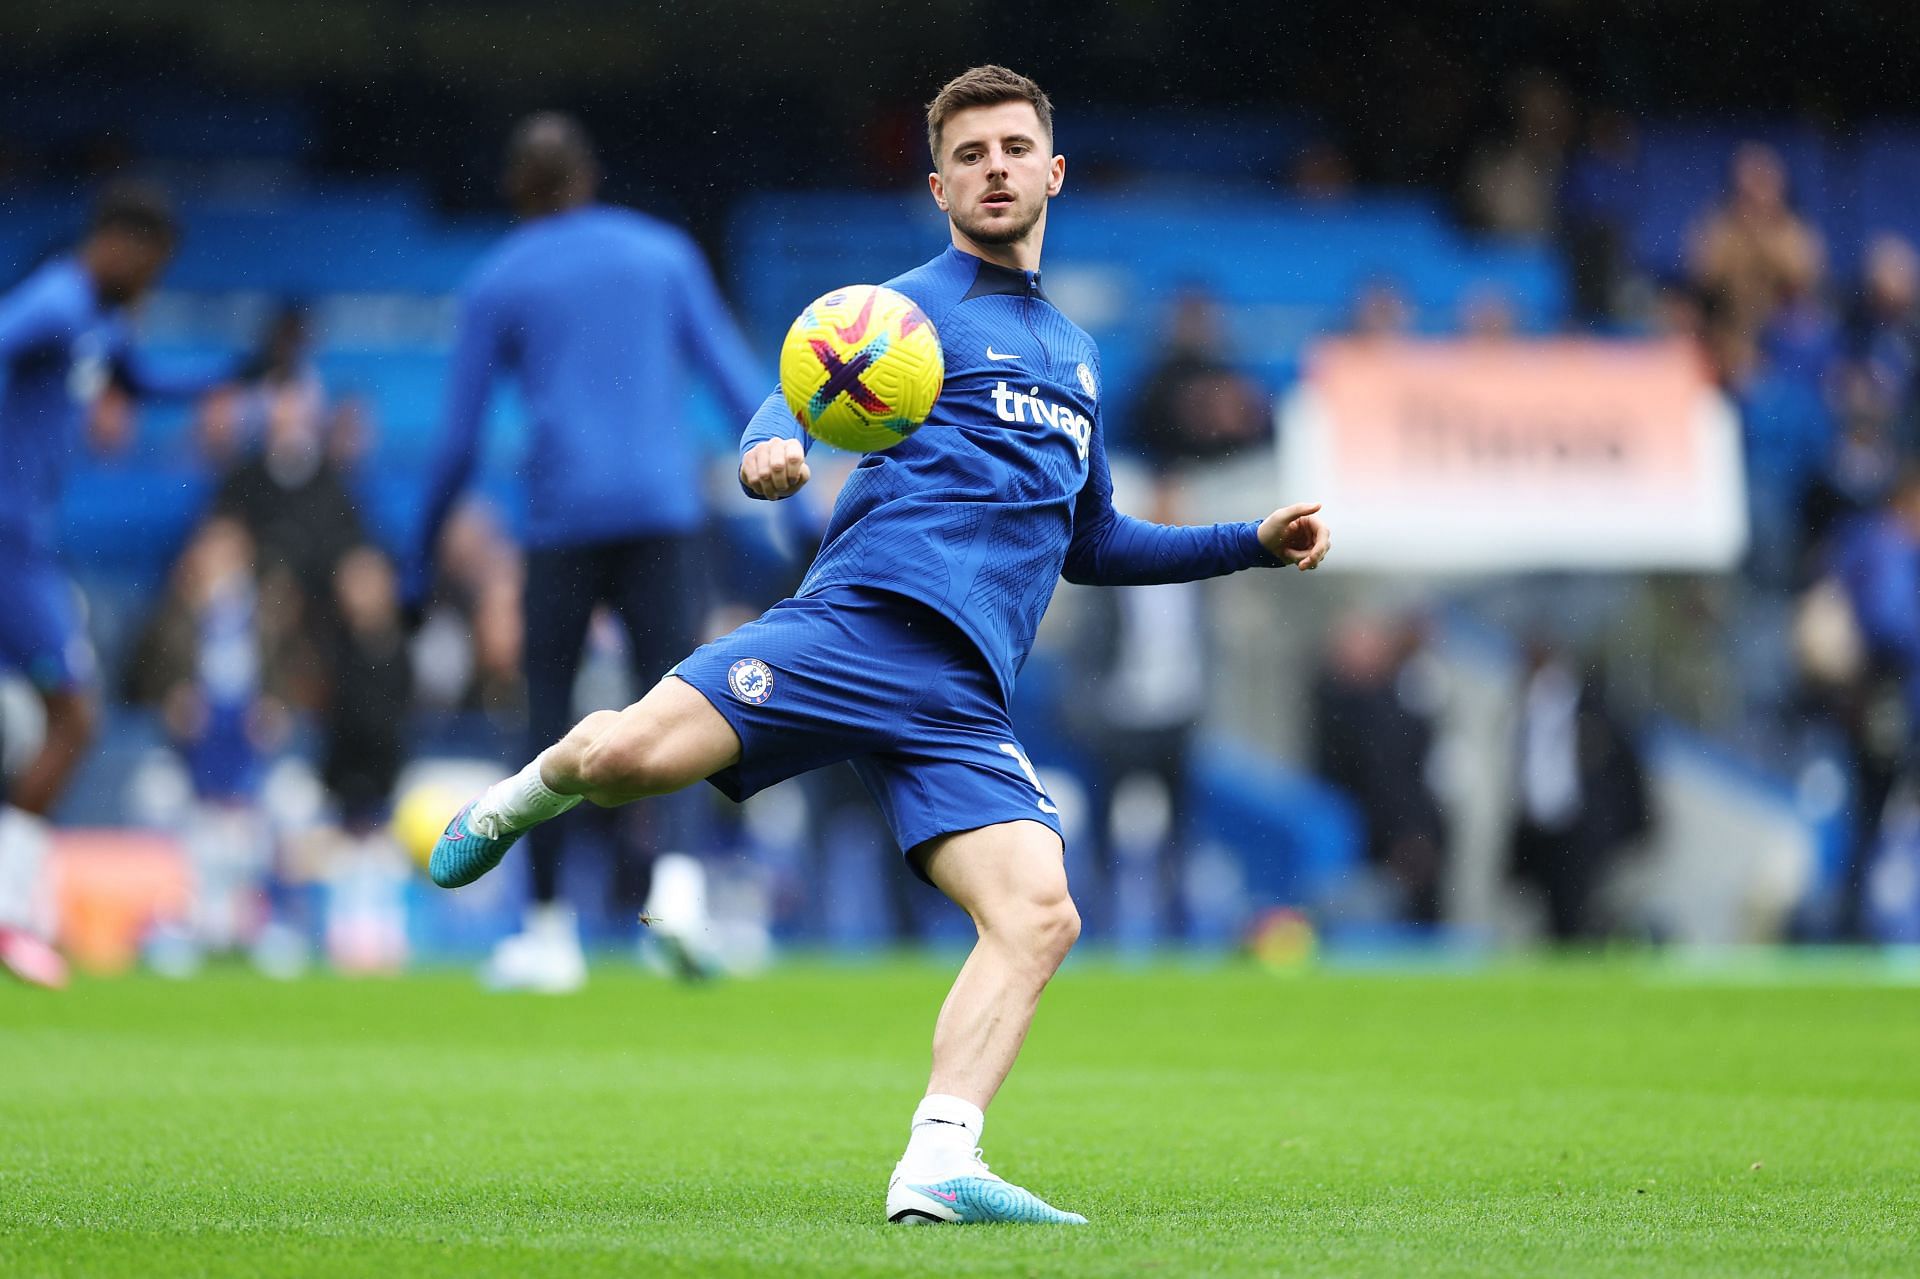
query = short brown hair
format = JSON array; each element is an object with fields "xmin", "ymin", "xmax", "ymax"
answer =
[{"xmin": 925, "ymin": 65, "xmax": 1054, "ymax": 166}]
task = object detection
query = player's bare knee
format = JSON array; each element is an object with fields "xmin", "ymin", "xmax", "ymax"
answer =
[
  {"xmin": 1035, "ymin": 895, "xmax": 1081, "ymax": 969},
  {"xmin": 562, "ymin": 709, "xmax": 622, "ymax": 752},
  {"xmin": 986, "ymin": 887, "xmax": 1079, "ymax": 975},
  {"xmin": 575, "ymin": 734, "xmax": 645, "ymax": 801}
]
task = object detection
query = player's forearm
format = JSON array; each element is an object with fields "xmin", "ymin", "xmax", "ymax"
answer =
[
  {"xmin": 738, "ymin": 390, "xmax": 810, "ymax": 498},
  {"xmin": 1061, "ymin": 513, "xmax": 1278, "ymax": 586}
]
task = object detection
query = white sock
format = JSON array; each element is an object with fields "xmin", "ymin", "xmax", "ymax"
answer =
[
  {"xmin": 0, "ymin": 807, "xmax": 52, "ymax": 933},
  {"xmin": 901, "ymin": 1094, "xmax": 985, "ymax": 1174},
  {"xmin": 475, "ymin": 749, "xmax": 581, "ymax": 835}
]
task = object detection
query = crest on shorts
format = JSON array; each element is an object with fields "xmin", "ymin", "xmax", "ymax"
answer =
[
  {"xmin": 1076, "ymin": 362, "xmax": 1097, "ymax": 400},
  {"xmin": 727, "ymin": 658, "xmax": 774, "ymax": 704}
]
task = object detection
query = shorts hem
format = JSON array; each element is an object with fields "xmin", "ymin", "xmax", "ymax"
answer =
[
  {"xmin": 896, "ymin": 814, "xmax": 1066, "ymax": 886},
  {"xmin": 665, "ymin": 672, "xmax": 756, "ymax": 803}
]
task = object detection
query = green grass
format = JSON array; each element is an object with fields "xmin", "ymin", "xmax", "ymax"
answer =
[{"xmin": 3, "ymin": 955, "xmax": 1918, "ymax": 1277}]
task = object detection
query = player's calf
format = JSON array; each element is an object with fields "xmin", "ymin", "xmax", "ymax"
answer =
[{"xmin": 10, "ymin": 688, "xmax": 98, "ymax": 815}]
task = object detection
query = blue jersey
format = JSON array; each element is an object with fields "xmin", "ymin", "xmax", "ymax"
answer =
[
  {"xmin": 739, "ymin": 245, "xmax": 1277, "ymax": 696},
  {"xmin": 419, "ymin": 205, "xmax": 767, "ymax": 567},
  {"xmin": 0, "ymin": 256, "xmax": 224, "ymax": 555},
  {"xmin": 0, "ymin": 258, "xmax": 134, "ymax": 554}
]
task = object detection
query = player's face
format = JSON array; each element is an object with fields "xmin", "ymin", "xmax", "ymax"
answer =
[
  {"xmin": 92, "ymin": 231, "xmax": 174, "ymax": 306},
  {"xmin": 930, "ymin": 101, "xmax": 1064, "ymax": 252}
]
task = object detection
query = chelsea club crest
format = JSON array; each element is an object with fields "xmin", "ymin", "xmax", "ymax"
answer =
[
  {"xmin": 727, "ymin": 658, "xmax": 774, "ymax": 705},
  {"xmin": 1075, "ymin": 362, "xmax": 1097, "ymax": 400}
]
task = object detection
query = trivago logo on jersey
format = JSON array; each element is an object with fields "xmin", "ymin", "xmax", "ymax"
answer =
[{"xmin": 991, "ymin": 382, "xmax": 1091, "ymax": 462}]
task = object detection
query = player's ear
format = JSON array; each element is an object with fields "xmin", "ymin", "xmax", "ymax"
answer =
[
  {"xmin": 1047, "ymin": 154, "xmax": 1065, "ymax": 198},
  {"xmin": 928, "ymin": 170, "xmax": 948, "ymax": 212}
]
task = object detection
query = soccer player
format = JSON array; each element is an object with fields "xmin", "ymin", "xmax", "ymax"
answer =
[
  {"xmin": 0, "ymin": 182, "xmax": 213, "ymax": 988},
  {"xmin": 428, "ymin": 66, "xmax": 1331, "ymax": 1223},
  {"xmin": 414, "ymin": 112, "xmax": 768, "ymax": 992}
]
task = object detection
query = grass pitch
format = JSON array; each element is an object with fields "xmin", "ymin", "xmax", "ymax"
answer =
[{"xmin": 3, "ymin": 955, "xmax": 1917, "ymax": 1277}]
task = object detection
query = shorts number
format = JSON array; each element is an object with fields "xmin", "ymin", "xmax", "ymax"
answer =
[{"xmin": 998, "ymin": 743, "xmax": 1060, "ymax": 815}]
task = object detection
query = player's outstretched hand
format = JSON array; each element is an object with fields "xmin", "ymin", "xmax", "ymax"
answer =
[
  {"xmin": 740, "ymin": 437, "xmax": 811, "ymax": 499},
  {"xmin": 1257, "ymin": 501, "xmax": 1331, "ymax": 571}
]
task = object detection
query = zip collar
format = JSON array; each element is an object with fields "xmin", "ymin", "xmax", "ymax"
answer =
[{"xmin": 950, "ymin": 245, "xmax": 1049, "ymax": 303}]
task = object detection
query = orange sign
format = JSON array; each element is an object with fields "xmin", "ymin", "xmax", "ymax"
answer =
[
  {"xmin": 49, "ymin": 831, "xmax": 189, "ymax": 974},
  {"xmin": 1280, "ymin": 339, "xmax": 1747, "ymax": 570}
]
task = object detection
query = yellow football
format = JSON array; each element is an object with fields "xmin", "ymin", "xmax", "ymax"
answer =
[{"xmin": 779, "ymin": 284, "xmax": 943, "ymax": 452}]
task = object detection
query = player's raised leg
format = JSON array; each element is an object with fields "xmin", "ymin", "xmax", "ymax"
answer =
[
  {"xmin": 886, "ymin": 819, "xmax": 1087, "ymax": 1225},
  {"xmin": 428, "ymin": 676, "xmax": 740, "ymax": 889}
]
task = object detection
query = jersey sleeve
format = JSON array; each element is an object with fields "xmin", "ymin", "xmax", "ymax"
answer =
[
  {"xmin": 673, "ymin": 236, "xmax": 769, "ymax": 428},
  {"xmin": 413, "ymin": 280, "xmax": 508, "ymax": 599},
  {"xmin": 736, "ymin": 389, "xmax": 810, "ymax": 500},
  {"xmin": 0, "ymin": 278, "xmax": 77, "ymax": 363},
  {"xmin": 1062, "ymin": 400, "xmax": 1279, "ymax": 586}
]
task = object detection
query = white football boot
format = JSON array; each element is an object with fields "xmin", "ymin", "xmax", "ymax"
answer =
[
  {"xmin": 639, "ymin": 853, "xmax": 715, "ymax": 982},
  {"xmin": 0, "ymin": 808, "xmax": 65, "ymax": 990},
  {"xmin": 886, "ymin": 1148, "xmax": 1087, "ymax": 1225},
  {"xmin": 482, "ymin": 905, "xmax": 586, "ymax": 994}
]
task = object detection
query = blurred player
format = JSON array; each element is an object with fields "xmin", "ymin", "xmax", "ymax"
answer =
[
  {"xmin": 0, "ymin": 182, "xmax": 220, "ymax": 988},
  {"xmin": 413, "ymin": 113, "xmax": 768, "ymax": 993},
  {"xmin": 427, "ymin": 67, "xmax": 1331, "ymax": 1223}
]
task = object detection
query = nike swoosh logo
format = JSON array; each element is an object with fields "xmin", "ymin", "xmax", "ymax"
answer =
[
  {"xmin": 915, "ymin": 1187, "xmax": 960, "ymax": 1203},
  {"xmin": 443, "ymin": 808, "xmax": 469, "ymax": 842},
  {"xmin": 986, "ymin": 347, "xmax": 1021, "ymax": 361}
]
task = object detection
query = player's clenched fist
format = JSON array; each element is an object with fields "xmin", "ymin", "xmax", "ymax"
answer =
[
  {"xmin": 1257, "ymin": 501, "xmax": 1332, "ymax": 571},
  {"xmin": 740, "ymin": 436, "xmax": 811, "ymax": 499}
]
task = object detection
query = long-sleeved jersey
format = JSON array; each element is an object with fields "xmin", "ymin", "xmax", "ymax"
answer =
[
  {"xmin": 740, "ymin": 245, "xmax": 1278, "ymax": 697},
  {"xmin": 417, "ymin": 205, "xmax": 766, "ymax": 573},
  {"xmin": 0, "ymin": 256, "xmax": 213, "ymax": 554}
]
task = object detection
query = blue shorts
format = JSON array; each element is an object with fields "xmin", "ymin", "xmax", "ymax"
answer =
[
  {"xmin": 0, "ymin": 551, "xmax": 96, "ymax": 692},
  {"xmin": 670, "ymin": 586, "xmax": 1063, "ymax": 876}
]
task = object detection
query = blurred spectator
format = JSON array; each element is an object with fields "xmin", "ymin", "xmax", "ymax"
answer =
[
  {"xmin": 1739, "ymin": 245, "xmax": 1842, "ymax": 589},
  {"xmin": 1794, "ymin": 237, "xmax": 1920, "ymax": 550},
  {"xmin": 1462, "ymin": 69, "xmax": 1575, "ymax": 240},
  {"xmin": 1816, "ymin": 468, "xmax": 1920, "ymax": 939},
  {"xmin": 198, "ymin": 303, "xmax": 325, "ymax": 468},
  {"xmin": 1647, "ymin": 276, "xmax": 1709, "ymax": 346},
  {"xmin": 211, "ymin": 377, "xmax": 366, "ymax": 614},
  {"xmin": 1559, "ymin": 107, "xmax": 1641, "ymax": 325},
  {"xmin": 1129, "ymin": 287, "xmax": 1271, "ymax": 463},
  {"xmin": 323, "ymin": 547, "xmax": 412, "ymax": 832},
  {"xmin": 1063, "ymin": 481, "xmax": 1207, "ymax": 941},
  {"xmin": 1459, "ymin": 287, "xmax": 1519, "ymax": 341},
  {"xmin": 324, "ymin": 391, "xmax": 377, "ymax": 475},
  {"xmin": 132, "ymin": 519, "xmax": 289, "ymax": 957},
  {"xmin": 1688, "ymin": 143, "xmax": 1824, "ymax": 381},
  {"xmin": 1847, "ymin": 234, "xmax": 1920, "ymax": 443},
  {"xmin": 1289, "ymin": 140, "xmax": 1355, "ymax": 204},
  {"xmin": 1349, "ymin": 278, "xmax": 1414, "ymax": 342},
  {"xmin": 1312, "ymin": 612, "xmax": 1447, "ymax": 924},
  {"xmin": 1507, "ymin": 640, "xmax": 1650, "ymax": 941}
]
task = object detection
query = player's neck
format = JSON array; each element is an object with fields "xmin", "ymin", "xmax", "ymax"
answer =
[{"xmin": 949, "ymin": 222, "xmax": 1045, "ymax": 275}]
